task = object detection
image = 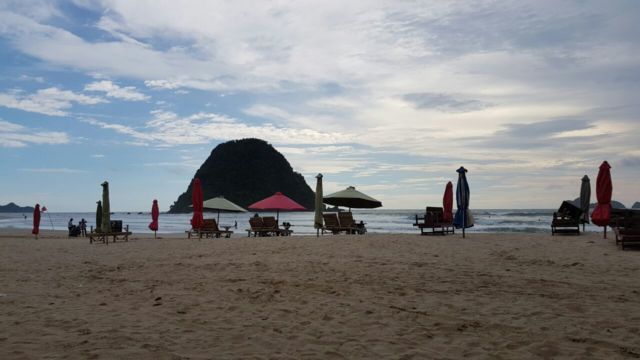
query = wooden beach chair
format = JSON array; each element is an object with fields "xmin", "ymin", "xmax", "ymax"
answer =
[
  {"xmin": 192, "ymin": 219, "xmax": 233, "ymax": 239},
  {"xmin": 262, "ymin": 216, "xmax": 292, "ymax": 236},
  {"xmin": 322, "ymin": 213, "xmax": 356, "ymax": 234},
  {"xmin": 89, "ymin": 224, "xmax": 132, "ymax": 245},
  {"xmin": 339, "ymin": 212, "xmax": 366, "ymax": 234},
  {"xmin": 551, "ymin": 201, "xmax": 582, "ymax": 235},
  {"xmin": 246, "ymin": 217, "xmax": 272, "ymax": 237},
  {"xmin": 413, "ymin": 206, "xmax": 454, "ymax": 235},
  {"xmin": 612, "ymin": 209, "xmax": 640, "ymax": 250}
]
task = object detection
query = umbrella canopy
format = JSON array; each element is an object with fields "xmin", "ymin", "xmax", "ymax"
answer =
[
  {"xmin": 323, "ymin": 186, "xmax": 382, "ymax": 210},
  {"xmin": 149, "ymin": 199, "xmax": 159, "ymax": 232},
  {"xmin": 32, "ymin": 203, "xmax": 40, "ymax": 237},
  {"xmin": 591, "ymin": 161, "xmax": 612, "ymax": 227},
  {"xmin": 191, "ymin": 178, "xmax": 205, "ymax": 229},
  {"xmin": 96, "ymin": 200, "xmax": 102, "ymax": 232},
  {"xmin": 314, "ymin": 174, "xmax": 323, "ymax": 232},
  {"xmin": 248, "ymin": 192, "xmax": 306, "ymax": 222},
  {"xmin": 202, "ymin": 196, "xmax": 247, "ymax": 223},
  {"xmin": 453, "ymin": 167, "xmax": 473, "ymax": 235},
  {"xmin": 580, "ymin": 175, "xmax": 591, "ymax": 225},
  {"xmin": 443, "ymin": 181, "xmax": 453, "ymax": 223},
  {"xmin": 101, "ymin": 181, "xmax": 111, "ymax": 233}
]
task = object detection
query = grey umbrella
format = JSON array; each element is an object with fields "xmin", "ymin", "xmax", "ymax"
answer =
[
  {"xmin": 201, "ymin": 196, "xmax": 247, "ymax": 224},
  {"xmin": 101, "ymin": 181, "xmax": 111, "ymax": 233},
  {"xmin": 580, "ymin": 175, "xmax": 591, "ymax": 232},
  {"xmin": 314, "ymin": 174, "xmax": 323, "ymax": 237},
  {"xmin": 323, "ymin": 186, "xmax": 382, "ymax": 211}
]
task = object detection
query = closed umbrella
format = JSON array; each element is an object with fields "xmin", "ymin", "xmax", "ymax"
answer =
[
  {"xmin": 32, "ymin": 204, "xmax": 40, "ymax": 239},
  {"xmin": 248, "ymin": 192, "xmax": 306, "ymax": 223},
  {"xmin": 591, "ymin": 161, "xmax": 612, "ymax": 239},
  {"xmin": 202, "ymin": 196, "xmax": 246, "ymax": 223},
  {"xmin": 580, "ymin": 175, "xmax": 591, "ymax": 232},
  {"xmin": 96, "ymin": 201, "xmax": 102, "ymax": 232},
  {"xmin": 443, "ymin": 181, "xmax": 453, "ymax": 223},
  {"xmin": 101, "ymin": 181, "xmax": 111, "ymax": 233},
  {"xmin": 191, "ymin": 178, "xmax": 204, "ymax": 229},
  {"xmin": 323, "ymin": 186, "xmax": 382, "ymax": 211},
  {"xmin": 149, "ymin": 199, "xmax": 159, "ymax": 238},
  {"xmin": 453, "ymin": 166, "xmax": 473, "ymax": 238},
  {"xmin": 314, "ymin": 174, "xmax": 323, "ymax": 237}
]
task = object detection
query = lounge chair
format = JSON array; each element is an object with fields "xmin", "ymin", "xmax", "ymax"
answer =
[
  {"xmin": 322, "ymin": 213, "xmax": 358, "ymax": 235},
  {"xmin": 338, "ymin": 212, "xmax": 366, "ymax": 234},
  {"xmin": 551, "ymin": 201, "xmax": 582, "ymax": 235},
  {"xmin": 413, "ymin": 206, "xmax": 454, "ymax": 235},
  {"xmin": 89, "ymin": 223, "xmax": 132, "ymax": 245},
  {"xmin": 262, "ymin": 216, "xmax": 292, "ymax": 236},
  {"xmin": 612, "ymin": 209, "xmax": 640, "ymax": 250},
  {"xmin": 246, "ymin": 217, "xmax": 277, "ymax": 237}
]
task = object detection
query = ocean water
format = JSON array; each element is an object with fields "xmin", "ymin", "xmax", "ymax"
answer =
[{"xmin": 0, "ymin": 209, "xmax": 602, "ymax": 235}]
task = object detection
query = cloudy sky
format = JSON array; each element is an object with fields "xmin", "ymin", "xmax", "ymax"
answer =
[{"xmin": 1, "ymin": 0, "xmax": 639, "ymax": 211}]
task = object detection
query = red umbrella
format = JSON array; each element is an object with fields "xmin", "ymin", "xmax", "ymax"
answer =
[
  {"xmin": 149, "ymin": 199, "xmax": 159, "ymax": 238},
  {"xmin": 248, "ymin": 192, "xmax": 306, "ymax": 223},
  {"xmin": 591, "ymin": 161, "xmax": 612, "ymax": 238},
  {"xmin": 191, "ymin": 178, "xmax": 205, "ymax": 229},
  {"xmin": 32, "ymin": 204, "xmax": 40, "ymax": 239},
  {"xmin": 442, "ymin": 181, "xmax": 453, "ymax": 223}
]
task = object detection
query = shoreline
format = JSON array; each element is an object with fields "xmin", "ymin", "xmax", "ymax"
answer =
[{"xmin": 1, "ymin": 230, "xmax": 639, "ymax": 358}]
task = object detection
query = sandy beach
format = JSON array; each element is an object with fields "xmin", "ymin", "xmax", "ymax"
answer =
[{"xmin": 1, "ymin": 230, "xmax": 639, "ymax": 359}]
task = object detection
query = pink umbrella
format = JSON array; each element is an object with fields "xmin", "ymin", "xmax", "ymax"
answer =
[
  {"xmin": 191, "ymin": 178, "xmax": 204, "ymax": 229},
  {"xmin": 149, "ymin": 199, "xmax": 159, "ymax": 238},
  {"xmin": 591, "ymin": 161, "xmax": 612, "ymax": 238},
  {"xmin": 32, "ymin": 204, "xmax": 40, "ymax": 239},
  {"xmin": 248, "ymin": 192, "xmax": 306, "ymax": 223},
  {"xmin": 442, "ymin": 182, "xmax": 453, "ymax": 223}
]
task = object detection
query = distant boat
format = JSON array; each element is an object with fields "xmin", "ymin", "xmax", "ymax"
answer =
[
  {"xmin": 137, "ymin": 212, "xmax": 143, "ymax": 215},
  {"xmin": 127, "ymin": 212, "xmax": 131, "ymax": 215}
]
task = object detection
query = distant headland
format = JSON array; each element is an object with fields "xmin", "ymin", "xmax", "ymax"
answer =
[{"xmin": 0, "ymin": 202, "xmax": 35, "ymax": 213}]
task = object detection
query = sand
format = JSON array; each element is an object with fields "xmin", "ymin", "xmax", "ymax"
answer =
[{"xmin": 1, "ymin": 229, "xmax": 639, "ymax": 359}]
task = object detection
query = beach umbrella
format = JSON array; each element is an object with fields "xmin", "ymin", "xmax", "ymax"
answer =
[
  {"xmin": 314, "ymin": 174, "xmax": 323, "ymax": 237},
  {"xmin": 202, "ymin": 196, "xmax": 247, "ymax": 223},
  {"xmin": 323, "ymin": 186, "xmax": 382, "ymax": 211},
  {"xmin": 580, "ymin": 175, "xmax": 591, "ymax": 232},
  {"xmin": 32, "ymin": 204, "xmax": 40, "ymax": 239},
  {"xmin": 453, "ymin": 166, "xmax": 473, "ymax": 238},
  {"xmin": 149, "ymin": 199, "xmax": 159, "ymax": 238},
  {"xmin": 191, "ymin": 178, "xmax": 204, "ymax": 229},
  {"xmin": 591, "ymin": 161, "xmax": 612, "ymax": 239},
  {"xmin": 248, "ymin": 192, "xmax": 306, "ymax": 223},
  {"xmin": 101, "ymin": 181, "xmax": 111, "ymax": 233},
  {"xmin": 96, "ymin": 201, "xmax": 102, "ymax": 232},
  {"xmin": 443, "ymin": 181, "xmax": 453, "ymax": 223}
]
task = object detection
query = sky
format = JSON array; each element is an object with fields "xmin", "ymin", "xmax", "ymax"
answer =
[{"xmin": 1, "ymin": 0, "xmax": 639, "ymax": 212}]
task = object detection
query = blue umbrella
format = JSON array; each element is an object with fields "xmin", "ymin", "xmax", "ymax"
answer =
[{"xmin": 453, "ymin": 166, "xmax": 473, "ymax": 238}]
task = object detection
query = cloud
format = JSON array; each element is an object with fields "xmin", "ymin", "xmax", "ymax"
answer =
[
  {"xmin": 402, "ymin": 93, "xmax": 489, "ymax": 112},
  {"xmin": 0, "ymin": 87, "xmax": 106, "ymax": 116},
  {"xmin": 83, "ymin": 110, "xmax": 349, "ymax": 146},
  {"xmin": 0, "ymin": 119, "xmax": 70, "ymax": 147},
  {"xmin": 84, "ymin": 80, "xmax": 149, "ymax": 101}
]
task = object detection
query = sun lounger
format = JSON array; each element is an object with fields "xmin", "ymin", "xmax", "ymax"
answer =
[
  {"xmin": 612, "ymin": 209, "xmax": 640, "ymax": 249},
  {"xmin": 186, "ymin": 218, "xmax": 233, "ymax": 239},
  {"xmin": 246, "ymin": 217, "xmax": 276, "ymax": 237},
  {"xmin": 262, "ymin": 216, "xmax": 292, "ymax": 236},
  {"xmin": 413, "ymin": 206, "xmax": 455, "ymax": 235},
  {"xmin": 338, "ymin": 212, "xmax": 367, "ymax": 234},
  {"xmin": 551, "ymin": 201, "xmax": 582, "ymax": 235},
  {"xmin": 89, "ymin": 224, "xmax": 132, "ymax": 245},
  {"xmin": 322, "ymin": 213, "xmax": 359, "ymax": 234}
]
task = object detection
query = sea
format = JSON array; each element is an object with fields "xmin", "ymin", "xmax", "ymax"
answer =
[{"xmin": 0, "ymin": 209, "xmax": 602, "ymax": 235}]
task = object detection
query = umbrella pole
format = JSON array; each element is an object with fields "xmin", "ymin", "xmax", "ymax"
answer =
[
  {"xmin": 154, "ymin": 230, "xmax": 157, "ymax": 239},
  {"xmin": 217, "ymin": 210, "xmax": 220, "ymax": 224},
  {"xmin": 604, "ymin": 226, "xmax": 607, "ymax": 239},
  {"xmin": 462, "ymin": 210, "xmax": 466, "ymax": 238}
]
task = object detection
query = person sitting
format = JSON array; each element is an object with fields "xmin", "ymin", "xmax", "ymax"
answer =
[{"xmin": 68, "ymin": 218, "xmax": 80, "ymax": 237}]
